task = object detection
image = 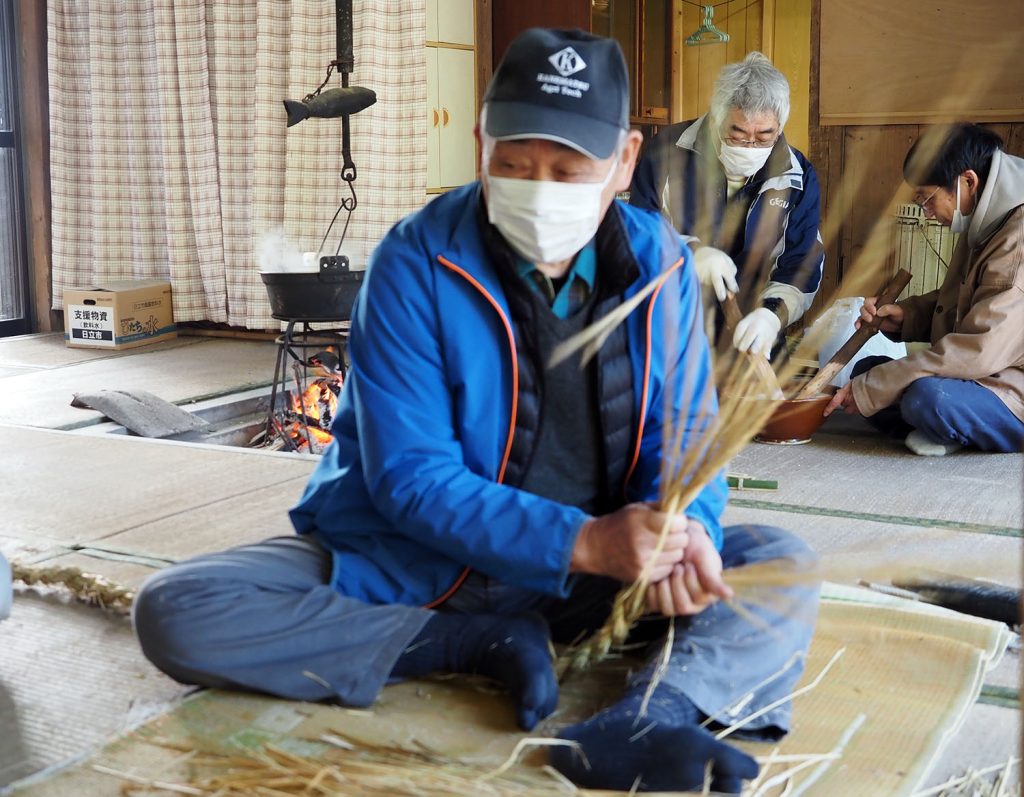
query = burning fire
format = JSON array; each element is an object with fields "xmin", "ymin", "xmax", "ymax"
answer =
[{"xmin": 279, "ymin": 377, "xmax": 341, "ymax": 453}]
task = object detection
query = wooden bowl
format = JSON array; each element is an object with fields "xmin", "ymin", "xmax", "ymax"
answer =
[{"xmin": 754, "ymin": 393, "xmax": 833, "ymax": 445}]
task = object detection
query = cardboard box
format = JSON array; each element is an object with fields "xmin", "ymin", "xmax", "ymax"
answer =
[{"xmin": 64, "ymin": 280, "xmax": 176, "ymax": 350}]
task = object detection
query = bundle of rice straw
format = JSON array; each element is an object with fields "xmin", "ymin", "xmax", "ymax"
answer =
[
  {"xmin": 97, "ymin": 736, "xmax": 584, "ymax": 796},
  {"xmin": 551, "ymin": 274, "xmax": 815, "ymax": 673}
]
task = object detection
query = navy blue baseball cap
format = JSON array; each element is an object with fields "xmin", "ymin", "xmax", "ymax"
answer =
[{"xmin": 483, "ymin": 28, "xmax": 630, "ymax": 160}]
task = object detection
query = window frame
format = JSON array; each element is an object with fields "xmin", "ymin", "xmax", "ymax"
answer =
[{"xmin": 0, "ymin": 0, "xmax": 32, "ymax": 337}]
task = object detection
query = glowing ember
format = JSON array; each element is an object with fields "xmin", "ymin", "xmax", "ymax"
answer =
[{"xmin": 273, "ymin": 376, "xmax": 342, "ymax": 453}]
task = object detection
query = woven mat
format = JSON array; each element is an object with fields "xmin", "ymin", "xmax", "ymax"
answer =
[{"xmin": 12, "ymin": 586, "xmax": 1009, "ymax": 797}]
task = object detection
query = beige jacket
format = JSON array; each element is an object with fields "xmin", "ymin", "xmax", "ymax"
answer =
[{"xmin": 853, "ymin": 149, "xmax": 1024, "ymax": 421}]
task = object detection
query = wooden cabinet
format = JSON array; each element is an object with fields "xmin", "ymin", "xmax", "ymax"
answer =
[
  {"xmin": 428, "ymin": 0, "xmax": 476, "ymax": 47},
  {"xmin": 426, "ymin": 0, "xmax": 478, "ymax": 192}
]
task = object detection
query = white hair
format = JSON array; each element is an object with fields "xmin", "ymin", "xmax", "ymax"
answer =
[{"xmin": 709, "ymin": 52, "xmax": 790, "ymax": 131}]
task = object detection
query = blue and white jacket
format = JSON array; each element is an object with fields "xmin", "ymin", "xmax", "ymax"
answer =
[
  {"xmin": 630, "ymin": 114, "xmax": 825, "ymax": 323},
  {"xmin": 290, "ymin": 183, "xmax": 727, "ymax": 607}
]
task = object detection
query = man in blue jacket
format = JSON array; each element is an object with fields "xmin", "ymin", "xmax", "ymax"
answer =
[
  {"xmin": 134, "ymin": 29, "xmax": 817, "ymax": 794},
  {"xmin": 630, "ymin": 52, "xmax": 825, "ymax": 360}
]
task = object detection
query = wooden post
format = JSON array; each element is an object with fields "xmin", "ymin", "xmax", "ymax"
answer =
[{"xmin": 15, "ymin": 0, "xmax": 55, "ymax": 332}]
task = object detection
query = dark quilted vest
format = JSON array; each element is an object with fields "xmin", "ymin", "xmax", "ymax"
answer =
[{"xmin": 476, "ymin": 199, "xmax": 640, "ymax": 513}]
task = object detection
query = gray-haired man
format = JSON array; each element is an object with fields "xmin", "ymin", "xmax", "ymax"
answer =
[{"xmin": 631, "ymin": 52, "xmax": 825, "ymax": 359}]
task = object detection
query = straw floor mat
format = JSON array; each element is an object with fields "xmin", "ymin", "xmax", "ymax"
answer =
[{"xmin": 11, "ymin": 586, "xmax": 1010, "ymax": 797}]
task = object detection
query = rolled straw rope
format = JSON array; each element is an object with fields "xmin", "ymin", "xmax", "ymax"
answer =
[{"xmin": 12, "ymin": 562, "xmax": 136, "ymax": 615}]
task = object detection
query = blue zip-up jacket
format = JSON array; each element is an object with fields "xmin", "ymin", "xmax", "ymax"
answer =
[
  {"xmin": 630, "ymin": 115, "xmax": 825, "ymax": 322},
  {"xmin": 290, "ymin": 183, "xmax": 727, "ymax": 607}
]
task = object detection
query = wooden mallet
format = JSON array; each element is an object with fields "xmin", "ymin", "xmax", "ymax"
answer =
[
  {"xmin": 794, "ymin": 268, "xmax": 913, "ymax": 400},
  {"xmin": 720, "ymin": 292, "xmax": 785, "ymax": 398}
]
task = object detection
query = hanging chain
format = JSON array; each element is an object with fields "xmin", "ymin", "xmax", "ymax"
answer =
[
  {"xmin": 304, "ymin": 54, "xmax": 358, "ymax": 257},
  {"xmin": 303, "ymin": 63, "xmax": 336, "ymax": 103}
]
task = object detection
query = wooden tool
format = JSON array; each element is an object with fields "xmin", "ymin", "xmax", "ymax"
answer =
[
  {"xmin": 720, "ymin": 292, "xmax": 784, "ymax": 398},
  {"xmin": 794, "ymin": 268, "xmax": 913, "ymax": 399}
]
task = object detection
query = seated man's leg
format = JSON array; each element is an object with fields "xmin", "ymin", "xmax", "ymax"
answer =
[
  {"xmin": 134, "ymin": 535, "xmax": 431, "ymax": 707},
  {"xmin": 137, "ymin": 540, "xmax": 559, "ymax": 729},
  {"xmin": 901, "ymin": 377, "xmax": 1024, "ymax": 454},
  {"xmin": 390, "ymin": 604, "xmax": 558, "ymax": 731},
  {"xmin": 551, "ymin": 525, "xmax": 819, "ymax": 794},
  {"xmin": 850, "ymin": 356, "xmax": 913, "ymax": 438}
]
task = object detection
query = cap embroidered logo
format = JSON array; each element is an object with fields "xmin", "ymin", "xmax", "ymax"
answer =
[{"xmin": 548, "ymin": 46, "xmax": 587, "ymax": 77}]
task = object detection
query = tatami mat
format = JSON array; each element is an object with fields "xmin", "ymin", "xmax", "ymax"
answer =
[
  {"xmin": 2, "ymin": 426, "xmax": 316, "ymax": 547},
  {"xmin": 8, "ymin": 592, "xmax": 1010, "ymax": 797},
  {"xmin": 0, "ymin": 595, "xmax": 188, "ymax": 788},
  {"xmin": 0, "ymin": 334, "xmax": 279, "ymax": 429},
  {"xmin": 0, "ymin": 332, "xmax": 203, "ymax": 370},
  {"xmin": 1, "ymin": 332, "xmax": 1018, "ymax": 794},
  {"xmin": 722, "ymin": 504, "xmax": 1023, "ymax": 587},
  {"xmin": 95, "ymin": 479, "xmax": 309, "ymax": 562},
  {"xmin": 731, "ymin": 432, "xmax": 1023, "ymax": 532}
]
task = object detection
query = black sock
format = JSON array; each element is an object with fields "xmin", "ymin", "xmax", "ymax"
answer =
[
  {"xmin": 391, "ymin": 611, "xmax": 558, "ymax": 731},
  {"xmin": 550, "ymin": 682, "xmax": 759, "ymax": 793}
]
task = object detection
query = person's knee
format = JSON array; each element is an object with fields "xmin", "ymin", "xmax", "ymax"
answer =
[
  {"xmin": 755, "ymin": 526, "xmax": 817, "ymax": 567},
  {"xmin": 899, "ymin": 379, "xmax": 943, "ymax": 430},
  {"xmin": 133, "ymin": 572, "xmax": 208, "ymax": 681},
  {"xmin": 722, "ymin": 525, "xmax": 818, "ymax": 569}
]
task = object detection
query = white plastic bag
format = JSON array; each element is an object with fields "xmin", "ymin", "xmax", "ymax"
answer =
[{"xmin": 808, "ymin": 297, "xmax": 907, "ymax": 388}]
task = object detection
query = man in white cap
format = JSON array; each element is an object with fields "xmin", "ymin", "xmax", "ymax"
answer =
[
  {"xmin": 133, "ymin": 28, "xmax": 818, "ymax": 794},
  {"xmin": 631, "ymin": 52, "xmax": 824, "ymax": 360}
]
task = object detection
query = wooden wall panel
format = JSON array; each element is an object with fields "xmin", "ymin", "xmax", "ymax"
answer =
[
  {"xmin": 820, "ymin": 0, "xmax": 1024, "ymax": 126},
  {"xmin": 808, "ymin": 0, "xmax": 1024, "ymax": 323},
  {"xmin": 771, "ymin": 0, "xmax": 811, "ymax": 153},
  {"xmin": 839, "ymin": 126, "xmax": 920, "ymax": 277},
  {"xmin": 675, "ymin": 0, "xmax": 764, "ymax": 123},
  {"xmin": 490, "ymin": 0, "xmax": 589, "ymax": 70}
]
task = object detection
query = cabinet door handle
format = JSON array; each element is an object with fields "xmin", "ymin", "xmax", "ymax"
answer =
[
  {"xmin": 442, "ymin": 108, "xmax": 450, "ymax": 126},
  {"xmin": 433, "ymin": 109, "xmax": 439, "ymax": 127}
]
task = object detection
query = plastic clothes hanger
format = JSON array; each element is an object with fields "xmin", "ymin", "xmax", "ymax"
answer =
[{"xmin": 686, "ymin": 4, "xmax": 731, "ymax": 46}]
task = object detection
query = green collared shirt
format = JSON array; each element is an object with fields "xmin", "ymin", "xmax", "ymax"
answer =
[{"xmin": 515, "ymin": 240, "xmax": 597, "ymax": 319}]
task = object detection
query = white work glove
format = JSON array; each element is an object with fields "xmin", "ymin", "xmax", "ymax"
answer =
[
  {"xmin": 733, "ymin": 307, "xmax": 782, "ymax": 359},
  {"xmin": 692, "ymin": 246, "xmax": 739, "ymax": 302}
]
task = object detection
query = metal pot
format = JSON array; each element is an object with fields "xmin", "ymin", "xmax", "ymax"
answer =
[{"xmin": 260, "ymin": 256, "xmax": 364, "ymax": 321}]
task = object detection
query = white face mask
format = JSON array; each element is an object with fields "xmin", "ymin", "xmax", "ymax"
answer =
[
  {"xmin": 484, "ymin": 158, "xmax": 617, "ymax": 266},
  {"xmin": 718, "ymin": 141, "xmax": 773, "ymax": 179},
  {"xmin": 950, "ymin": 176, "xmax": 972, "ymax": 234}
]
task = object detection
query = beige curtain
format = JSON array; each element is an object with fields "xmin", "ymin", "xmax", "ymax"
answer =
[{"xmin": 49, "ymin": 0, "xmax": 426, "ymax": 329}]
